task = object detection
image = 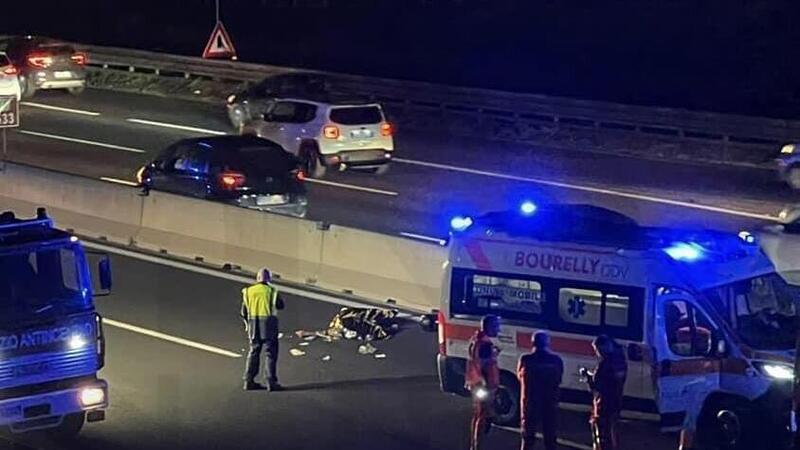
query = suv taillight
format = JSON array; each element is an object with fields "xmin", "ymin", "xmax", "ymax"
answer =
[
  {"xmin": 71, "ymin": 53, "xmax": 87, "ymax": 65},
  {"xmin": 1, "ymin": 65, "xmax": 17, "ymax": 75},
  {"xmin": 219, "ymin": 171, "xmax": 246, "ymax": 189},
  {"xmin": 323, "ymin": 125, "xmax": 340, "ymax": 139},
  {"xmin": 27, "ymin": 53, "xmax": 53, "ymax": 68},
  {"xmin": 438, "ymin": 311, "xmax": 447, "ymax": 356},
  {"xmin": 380, "ymin": 123, "xmax": 393, "ymax": 137},
  {"xmin": 293, "ymin": 169, "xmax": 306, "ymax": 182}
]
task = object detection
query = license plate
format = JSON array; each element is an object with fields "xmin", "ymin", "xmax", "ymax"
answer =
[
  {"xmin": 257, "ymin": 195, "xmax": 287, "ymax": 206},
  {"xmin": 54, "ymin": 71, "xmax": 72, "ymax": 79},
  {"xmin": 350, "ymin": 129, "xmax": 374, "ymax": 138}
]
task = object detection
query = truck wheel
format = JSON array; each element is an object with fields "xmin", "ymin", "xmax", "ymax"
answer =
[
  {"xmin": 787, "ymin": 166, "xmax": 800, "ymax": 190},
  {"xmin": 492, "ymin": 372, "xmax": 520, "ymax": 426},
  {"xmin": 46, "ymin": 413, "xmax": 85, "ymax": 441},
  {"xmin": 300, "ymin": 143, "xmax": 326, "ymax": 178}
]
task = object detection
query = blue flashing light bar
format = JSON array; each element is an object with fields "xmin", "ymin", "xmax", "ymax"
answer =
[
  {"xmin": 450, "ymin": 216, "xmax": 473, "ymax": 232},
  {"xmin": 664, "ymin": 242, "xmax": 705, "ymax": 262},
  {"xmin": 519, "ymin": 201, "xmax": 537, "ymax": 216}
]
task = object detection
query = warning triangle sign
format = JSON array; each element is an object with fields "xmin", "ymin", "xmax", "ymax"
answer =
[{"xmin": 202, "ymin": 21, "xmax": 237, "ymax": 59}]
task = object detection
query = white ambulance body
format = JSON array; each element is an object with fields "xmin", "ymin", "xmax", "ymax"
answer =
[{"xmin": 437, "ymin": 203, "xmax": 797, "ymax": 447}]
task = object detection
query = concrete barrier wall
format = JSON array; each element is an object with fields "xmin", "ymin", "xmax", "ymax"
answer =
[{"xmin": 0, "ymin": 163, "xmax": 444, "ymax": 312}]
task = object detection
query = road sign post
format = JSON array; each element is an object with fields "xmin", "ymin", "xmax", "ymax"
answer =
[{"xmin": 0, "ymin": 95, "xmax": 19, "ymax": 172}]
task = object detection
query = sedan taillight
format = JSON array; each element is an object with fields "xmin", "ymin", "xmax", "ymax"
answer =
[
  {"xmin": 219, "ymin": 171, "xmax": 246, "ymax": 189},
  {"xmin": 380, "ymin": 122, "xmax": 393, "ymax": 137}
]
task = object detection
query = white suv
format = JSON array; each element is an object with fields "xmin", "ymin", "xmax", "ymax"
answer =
[
  {"xmin": 0, "ymin": 53, "xmax": 21, "ymax": 101},
  {"xmin": 240, "ymin": 97, "xmax": 394, "ymax": 177}
]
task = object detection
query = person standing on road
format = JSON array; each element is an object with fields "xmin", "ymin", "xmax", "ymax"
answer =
[
  {"xmin": 581, "ymin": 335, "xmax": 627, "ymax": 450},
  {"xmin": 517, "ymin": 331, "xmax": 564, "ymax": 450},
  {"xmin": 241, "ymin": 267, "xmax": 285, "ymax": 391},
  {"xmin": 465, "ymin": 315, "xmax": 502, "ymax": 450}
]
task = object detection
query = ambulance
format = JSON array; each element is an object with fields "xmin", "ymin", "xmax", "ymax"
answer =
[{"xmin": 437, "ymin": 202, "xmax": 798, "ymax": 448}]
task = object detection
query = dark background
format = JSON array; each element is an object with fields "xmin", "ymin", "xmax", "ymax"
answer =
[{"xmin": 3, "ymin": 0, "xmax": 799, "ymax": 118}]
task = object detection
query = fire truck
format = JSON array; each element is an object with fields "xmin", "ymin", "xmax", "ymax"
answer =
[
  {"xmin": 437, "ymin": 202, "xmax": 796, "ymax": 448},
  {"xmin": 0, "ymin": 208, "xmax": 110, "ymax": 438}
]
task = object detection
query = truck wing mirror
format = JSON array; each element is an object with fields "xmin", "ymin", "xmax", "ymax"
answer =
[
  {"xmin": 88, "ymin": 251, "xmax": 112, "ymax": 296},
  {"xmin": 716, "ymin": 339, "xmax": 728, "ymax": 357}
]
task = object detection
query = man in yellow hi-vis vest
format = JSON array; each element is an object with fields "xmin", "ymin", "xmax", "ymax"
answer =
[{"xmin": 241, "ymin": 267, "xmax": 285, "ymax": 391}]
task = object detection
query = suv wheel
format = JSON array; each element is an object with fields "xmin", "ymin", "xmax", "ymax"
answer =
[
  {"xmin": 20, "ymin": 76, "xmax": 36, "ymax": 98},
  {"xmin": 67, "ymin": 86, "xmax": 85, "ymax": 95},
  {"xmin": 300, "ymin": 143, "xmax": 326, "ymax": 178},
  {"xmin": 373, "ymin": 164, "xmax": 390, "ymax": 175}
]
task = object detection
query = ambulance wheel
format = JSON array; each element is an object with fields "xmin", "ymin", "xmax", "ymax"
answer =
[{"xmin": 493, "ymin": 372, "xmax": 520, "ymax": 427}]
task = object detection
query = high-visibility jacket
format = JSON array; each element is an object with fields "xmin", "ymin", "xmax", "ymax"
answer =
[
  {"xmin": 466, "ymin": 331, "xmax": 500, "ymax": 390},
  {"xmin": 241, "ymin": 283, "xmax": 282, "ymax": 341}
]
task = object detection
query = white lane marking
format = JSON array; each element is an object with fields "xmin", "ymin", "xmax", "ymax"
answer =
[
  {"xmin": 306, "ymin": 178, "xmax": 398, "ymax": 196},
  {"xmin": 126, "ymin": 118, "xmax": 226, "ymax": 135},
  {"xmin": 17, "ymin": 130, "xmax": 146, "ymax": 153},
  {"xmin": 103, "ymin": 318, "xmax": 241, "ymax": 358},
  {"xmin": 82, "ymin": 241, "xmax": 424, "ymax": 314},
  {"xmin": 399, "ymin": 232, "xmax": 446, "ymax": 246},
  {"xmin": 493, "ymin": 425, "xmax": 592, "ymax": 450},
  {"xmin": 21, "ymin": 101, "xmax": 101, "ymax": 116},
  {"xmin": 394, "ymin": 158, "xmax": 781, "ymax": 222},
  {"xmin": 100, "ymin": 177, "xmax": 138, "ymax": 186}
]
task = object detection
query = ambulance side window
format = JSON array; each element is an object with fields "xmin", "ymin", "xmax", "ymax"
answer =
[
  {"xmin": 664, "ymin": 300, "xmax": 714, "ymax": 357},
  {"xmin": 558, "ymin": 288, "xmax": 602, "ymax": 326}
]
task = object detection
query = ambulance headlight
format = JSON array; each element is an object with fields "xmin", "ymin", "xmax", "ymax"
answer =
[
  {"xmin": 755, "ymin": 362, "xmax": 794, "ymax": 381},
  {"xmin": 519, "ymin": 201, "xmax": 537, "ymax": 216},
  {"xmin": 79, "ymin": 387, "xmax": 106, "ymax": 407},
  {"xmin": 450, "ymin": 216, "xmax": 473, "ymax": 232}
]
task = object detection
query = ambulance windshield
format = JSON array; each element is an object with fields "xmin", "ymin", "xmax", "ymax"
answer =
[{"xmin": 704, "ymin": 273, "xmax": 800, "ymax": 351}]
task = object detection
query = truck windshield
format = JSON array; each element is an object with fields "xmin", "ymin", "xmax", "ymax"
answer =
[
  {"xmin": 0, "ymin": 245, "xmax": 87, "ymax": 323},
  {"xmin": 704, "ymin": 273, "xmax": 800, "ymax": 351}
]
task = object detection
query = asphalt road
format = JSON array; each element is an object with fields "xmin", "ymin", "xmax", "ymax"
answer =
[
  {"xmin": 0, "ymin": 250, "xmax": 675, "ymax": 450},
  {"xmin": 3, "ymin": 88, "xmax": 797, "ymax": 241}
]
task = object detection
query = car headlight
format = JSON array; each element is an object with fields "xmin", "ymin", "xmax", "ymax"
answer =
[
  {"xmin": 755, "ymin": 362, "xmax": 794, "ymax": 380},
  {"xmin": 781, "ymin": 144, "xmax": 796, "ymax": 154}
]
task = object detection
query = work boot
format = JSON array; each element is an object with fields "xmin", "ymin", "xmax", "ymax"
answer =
[
  {"xmin": 243, "ymin": 381, "xmax": 267, "ymax": 391},
  {"xmin": 267, "ymin": 383, "xmax": 285, "ymax": 392}
]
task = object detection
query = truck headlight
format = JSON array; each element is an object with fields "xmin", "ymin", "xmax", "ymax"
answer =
[
  {"xmin": 781, "ymin": 144, "xmax": 796, "ymax": 154},
  {"xmin": 79, "ymin": 387, "xmax": 106, "ymax": 407},
  {"xmin": 755, "ymin": 362, "xmax": 794, "ymax": 380}
]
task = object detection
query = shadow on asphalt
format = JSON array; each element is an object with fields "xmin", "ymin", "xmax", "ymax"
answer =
[{"xmin": 285, "ymin": 374, "xmax": 437, "ymax": 392}]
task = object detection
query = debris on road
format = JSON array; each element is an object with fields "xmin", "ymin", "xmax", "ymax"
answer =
[
  {"xmin": 303, "ymin": 335, "xmax": 317, "ymax": 341},
  {"xmin": 277, "ymin": 332, "xmax": 284, "ymax": 339},
  {"xmin": 374, "ymin": 353, "xmax": 387, "ymax": 359},
  {"xmin": 358, "ymin": 343, "xmax": 377, "ymax": 355},
  {"xmin": 299, "ymin": 342, "xmax": 310, "ymax": 347},
  {"xmin": 289, "ymin": 348, "xmax": 306, "ymax": 357},
  {"xmin": 322, "ymin": 355, "xmax": 331, "ymax": 362},
  {"xmin": 327, "ymin": 307, "xmax": 400, "ymax": 341},
  {"xmin": 295, "ymin": 330, "xmax": 316, "ymax": 338}
]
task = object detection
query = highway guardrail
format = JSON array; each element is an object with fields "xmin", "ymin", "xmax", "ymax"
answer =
[{"xmin": 73, "ymin": 42, "xmax": 800, "ymax": 166}]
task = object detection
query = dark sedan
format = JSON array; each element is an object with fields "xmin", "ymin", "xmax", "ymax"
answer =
[{"xmin": 136, "ymin": 135, "xmax": 308, "ymax": 217}]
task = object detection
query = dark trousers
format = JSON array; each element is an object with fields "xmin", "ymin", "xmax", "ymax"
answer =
[
  {"xmin": 244, "ymin": 338, "xmax": 279, "ymax": 386},
  {"xmin": 590, "ymin": 415, "xmax": 619, "ymax": 450},
  {"xmin": 521, "ymin": 404, "xmax": 558, "ymax": 450}
]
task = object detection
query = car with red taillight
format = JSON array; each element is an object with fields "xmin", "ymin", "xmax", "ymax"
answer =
[
  {"xmin": 136, "ymin": 135, "xmax": 308, "ymax": 217},
  {"xmin": 240, "ymin": 96, "xmax": 395, "ymax": 178},
  {"xmin": 1, "ymin": 36, "xmax": 86, "ymax": 98}
]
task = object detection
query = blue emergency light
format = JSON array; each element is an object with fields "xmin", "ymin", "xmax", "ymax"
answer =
[
  {"xmin": 519, "ymin": 201, "xmax": 537, "ymax": 216},
  {"xmin": 664, "ymin": 242, "xmax": 705, "ymax": 262},
  {"xmin": 450, "ymin": 216, "xmax": 473, "ymax": 232}
]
